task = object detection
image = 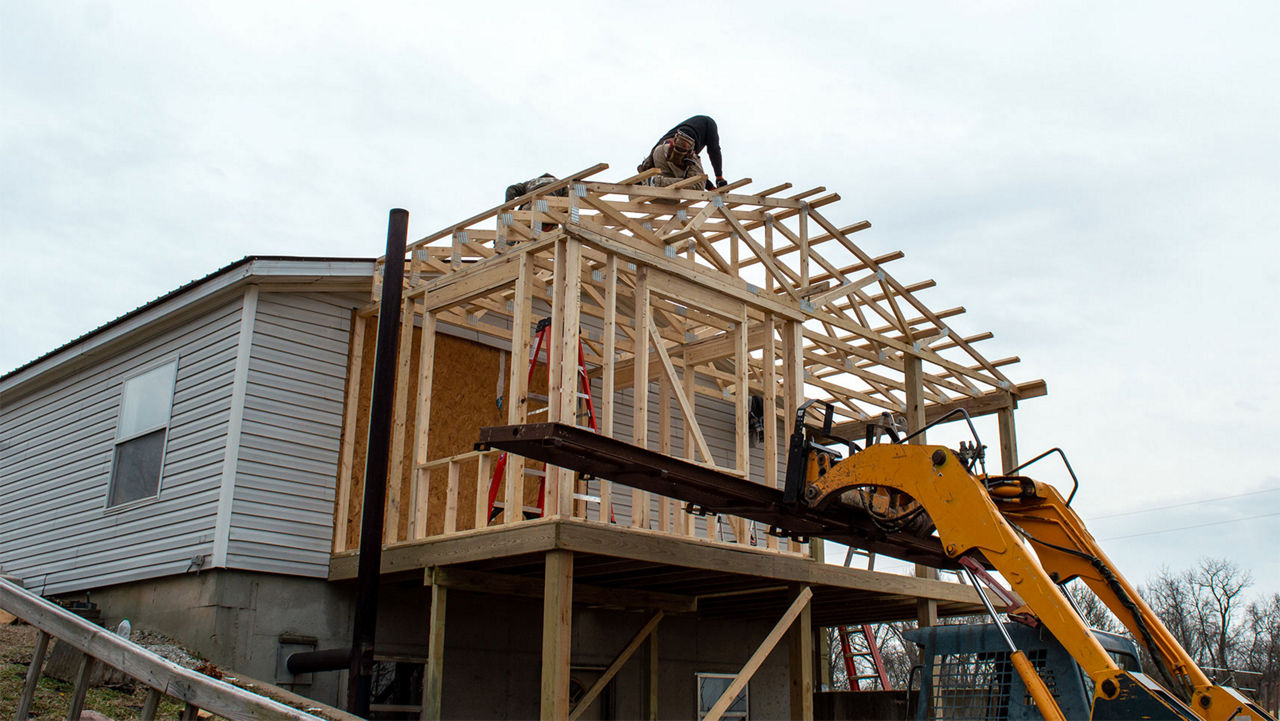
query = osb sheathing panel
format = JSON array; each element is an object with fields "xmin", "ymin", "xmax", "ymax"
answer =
[{"xmin": 342, "ymin": 317, "xmax": 509, "ymax": 546}]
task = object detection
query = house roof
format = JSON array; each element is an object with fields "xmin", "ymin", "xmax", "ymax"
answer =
[{"xmin": 1, "ymin": 255, "xmax": 375, "ymax": 392}]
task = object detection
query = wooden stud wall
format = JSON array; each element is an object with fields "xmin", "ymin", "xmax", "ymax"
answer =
[{"xmin": 332, "ymin": 163, "xmax": 1045, "ymax": 558}]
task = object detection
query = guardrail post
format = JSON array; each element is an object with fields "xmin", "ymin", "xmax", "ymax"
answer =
[{"xmin": 15, "ymin": 630, "xmax": 50, "ymax": 720}]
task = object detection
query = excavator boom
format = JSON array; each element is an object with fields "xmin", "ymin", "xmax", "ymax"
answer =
[{"xmin": 802, "ymin": 442, "xmax": 1275, "ymax": 721}]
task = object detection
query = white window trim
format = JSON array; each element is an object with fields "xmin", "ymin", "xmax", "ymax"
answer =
[
  {"xmin": 696, "ymin": 672, "xmax": 748, "ymax": 720},
  {"xmin": 104, "ymin": 356, "xmax": 180, "ymax": 512}
]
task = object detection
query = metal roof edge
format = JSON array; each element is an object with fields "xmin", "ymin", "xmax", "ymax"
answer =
[{"xmin": 0, "ymin": 255, "xmax": 375, "ymax": 393}]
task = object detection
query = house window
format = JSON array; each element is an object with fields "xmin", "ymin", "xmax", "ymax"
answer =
[
  {"xmin": 107, "ymin": 360, "xmax": 178, "ymax": 508},
  {"xmin": 697, "ymin": 673, "xmax": 748, "ymax": 720}
]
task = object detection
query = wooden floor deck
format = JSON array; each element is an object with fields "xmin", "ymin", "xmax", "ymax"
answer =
[{"xmin": 328, "ymin": 517, "xmax": 989, "ymax": 626}]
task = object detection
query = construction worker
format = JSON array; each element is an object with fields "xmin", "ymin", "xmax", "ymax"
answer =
[
  {"xmin": 504, "ymin": 173, "xmax": 565, "ymax": 235},
  {"xmin": 638, "ymin": 115, "xmax": 727, "ymax": 191},
  {"xmin": 504, "ymin": 173, "xmax": 566, "ymax": 207}
]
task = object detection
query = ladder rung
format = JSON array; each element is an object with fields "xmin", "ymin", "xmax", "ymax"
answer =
[{"xmin": 528, "ymin": 393, "xmax": 549, "ymax": 403}]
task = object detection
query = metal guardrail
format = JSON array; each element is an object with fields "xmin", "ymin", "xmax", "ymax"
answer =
[{"xmin": 0, "ymin": 575, "xmax": 328, "ymax": 721}]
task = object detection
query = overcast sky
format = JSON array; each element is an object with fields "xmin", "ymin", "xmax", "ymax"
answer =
[{"xmin": 3, "ymin": 2, "xmax": 1277, "ymax": 600}]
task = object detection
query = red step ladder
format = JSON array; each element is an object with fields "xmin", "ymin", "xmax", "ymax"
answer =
[{"xmin": 486, "ymin": 318, "xmax": 598, "ymax": 522}]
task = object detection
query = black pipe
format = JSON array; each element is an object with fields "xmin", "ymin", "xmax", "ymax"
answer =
[
  {"xmin": 346, "ymin": 208, "xmax": 408, "ymax": 716},
  {"xmin": 286, "ymin": 647, "xmax": 351, "ymax": 676}
]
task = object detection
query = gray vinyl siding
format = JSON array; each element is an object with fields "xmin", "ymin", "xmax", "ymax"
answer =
[
  {"xmin": 0, "ymin": 298, "xmax": 244, "ymax": 594},
  {"xmin": 227, "ymin": 291, "xmax": 362, "ymax": 577}
]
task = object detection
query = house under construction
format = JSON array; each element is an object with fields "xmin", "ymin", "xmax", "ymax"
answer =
[
  {"xmin": 329, "ymin": 162, "xmax": 1045, "ymax": 718},
  {"xmin": 0, "ymin": 161, "xmax": 1047, "ymax": 720}
]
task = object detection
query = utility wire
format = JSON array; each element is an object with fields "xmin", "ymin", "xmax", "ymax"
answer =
[
  {"xmin": 1100, "ymin": 511, "xmax": 1280, "ymax": 541},
  {"xmin": 1088, "ymin": 487, "xmax": 1278, "ymax": 520}
]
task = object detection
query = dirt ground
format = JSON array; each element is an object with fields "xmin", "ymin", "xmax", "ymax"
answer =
[{"xmin": 1, "ymin": 622, "xmax": 197, "ymax": 720}]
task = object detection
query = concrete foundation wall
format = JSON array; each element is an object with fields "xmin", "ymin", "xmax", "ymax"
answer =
[{"xmin": 70, "ymin": 570, "xmax": 801, "ymax": 719}]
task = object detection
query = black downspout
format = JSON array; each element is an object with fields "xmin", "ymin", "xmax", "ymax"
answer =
[{"xmin": 348, "ymin": 208, "xmax": 408, "ymax": 716}]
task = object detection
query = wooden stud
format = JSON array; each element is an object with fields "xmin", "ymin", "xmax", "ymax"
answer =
[
  {"xmin": 505, "ymin": 253, "xmax": 535, "ymax": 526},
  {"xmin": 998, "ymin": 406, "xmax": 1019, "ymax": 474},
  {"xmin": 540, "ymin": 550, "xmax": 574, "ymax": 721},
  {"xmin": 179, "ymin": 704, "xmax": 199, "ymax": 721},
  {"xmin": 763, "ymin": 314, "xmax": 779, "ymax": 550},
  {"xmin": 904, "ymin": 353, "xmax": 939, "ymax": 625},
  {"xmin": 411, "ymin": 310, "xmax": 437, "ymax": 539},
  {"xmin": 734, "ymin": 312, "xmax": 750, "ymax": 477},
  {"xmin": 703, "ymin": 586, "xmax": 814, "ymax": 721},
  {"xmin": 385, "ymin": 298, "xmax": 420, "ymax": 544},
  {"xmin": 443, "ymin": 461, "xmax": 460, "ymax": 534},
  {"xmin": 474, "ymin": 453, "xmax": 491, "ymax": 531},
  {"xmin": 422, "ymin": 569, "xmax": 448, "ymax": 720},
  {"xmin": 658, "ymin": 368, "xmax": 672, "ymax": 533},
  {"xmin": 568, "ymin": 612, "xmax": 664, "ymax": 721},
  {"xmin": 333, "ymin": 311, "xmax": 365, "ymax": 553},
  {"xmin": 632, "ymin": 267, "xmax": 651, "ymax": 528},
  {"xmin": 681, "ymin": 348, "xmax": 697, "ymax": 536},
  {"xmin": 15, "ymin": 629, "xmax": 49, "ymax": 720}
]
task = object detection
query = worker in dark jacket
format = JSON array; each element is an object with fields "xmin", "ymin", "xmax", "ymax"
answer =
[{"xmin": 638, "ymin": 115, "xmax": 726, "ymax": 191}]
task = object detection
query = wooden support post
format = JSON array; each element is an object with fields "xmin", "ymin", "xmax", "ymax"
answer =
[
  {"xmin": 553, "ymin": 238, "xmax": 583, "ymax": 517},
  {"xmin": 648, "ymin": 626, "xmax": 659, "ymax": 721},
  {"xmin": 412, "ymin": 310, "xmax": 437, "ymax": 539},
  {"xmin": 789, "ymin": 585, "xmax": 815, "ymax": 721},
  {"xmin": 180, "ymin": 703, "xmax": 199, "ymax": 721},
  {"xmin": 505, "ymin": 253, "xmax": 535, "ymax": 525},
  {"xmin": 541, "ymin": 550, "xmax": 574, "ymax": 721},
  {"xmin": 632, "ymin": 267, "xmax": 651, "ymax": 528},
  {"xmin": 422, "ymin": 569, "xmax": 448, "ymax": 721},
  {"xmin": 568, "ymin": 612, "xmax": 664, "ymax": 721},
  {"xmin": 66, "ymin": 653, "xmax": 95, "ymax": 720},
  {"xmin": 704, "ymin": 586, "xmax": 814, "ymax": 721},
  {"xmin": 904, "ymin": 353, "xmax": 939, "ymax": 626},
  {"xmin": 997, "ymin": 406, "xmax": 1018, "ymax": 474},
  {"xmin": 140, "ymin": 689, "xmax": 162, "ymax": 720},
  {"xmin": 15, "ymin": 629, "xmax": 49, "ymax": 720}
]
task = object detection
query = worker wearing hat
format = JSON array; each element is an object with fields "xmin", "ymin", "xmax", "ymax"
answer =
[{"xmin": 638, "ymin": 115, "xmax": 727, "ymax": 191}]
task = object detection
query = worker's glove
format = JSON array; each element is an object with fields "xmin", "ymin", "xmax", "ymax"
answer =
[{"xmin": 715, "ymin": 176, "xmax": 728, "ymax": 188}]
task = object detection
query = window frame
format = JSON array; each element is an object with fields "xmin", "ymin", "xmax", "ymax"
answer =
[
  {"xmin": 696, "ymin": 672, "xmax": 748, "ymax": 720},
  {"xmin": 104, "ymin": 357, "xmax": 179, "ymax": 511}
]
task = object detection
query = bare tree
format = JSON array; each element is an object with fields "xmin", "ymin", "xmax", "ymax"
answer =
[
  {"xmin": 1240, "ymin": 593, "xmax": 1280, "ymax": 713},
  {"xmin": 1192, "ymin": 558, "xmax": 1253, "ymax": 677},
  {"xmin": 1064, "ymin": 580, "xmax": 1121, "ymax": 633}
]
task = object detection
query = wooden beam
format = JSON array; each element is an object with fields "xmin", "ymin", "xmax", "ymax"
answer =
[
  {"xmin": 568, "ymin": 612, "xmax": 665, "ymax": 721},
  {"xmin": 832, "ymin": 380, "xmax": 1047, "ymax": 439},
  {"xmin": 632, "ymin": 268, "xmax": 651, "ymax": 528},
  {"xmin": 541, "ymin": 549, "xmax": 574, "ymax": 721},
  {"xmin": 704, "ymin": 586, "xmax": 814, "ymax": 721},
  {"xmin": 648, "ymin": 318, "xmax": 714, "ymax": 465},
  {"xmin": 431, "ymin": 567, "xmax": 695, "ymax": 613}
]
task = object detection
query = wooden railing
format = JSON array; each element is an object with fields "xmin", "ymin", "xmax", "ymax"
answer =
[{"xmin": 0, "ymin": 575, "xmax": 327, "ymax": 721}]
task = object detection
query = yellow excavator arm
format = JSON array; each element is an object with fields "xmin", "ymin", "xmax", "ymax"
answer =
[{"xmin": 802, "ymin": 442, "xmax": 1275, "ymax": 721}]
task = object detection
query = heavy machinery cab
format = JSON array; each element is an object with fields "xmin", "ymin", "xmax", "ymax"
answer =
[{"xmin": 906, "ymin": 623, "xmax": 1143, "ymax": 721}]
